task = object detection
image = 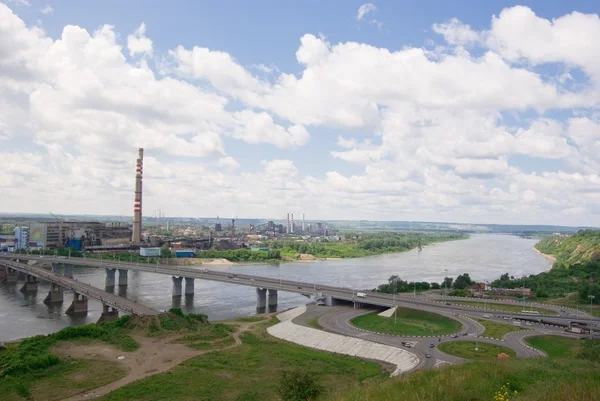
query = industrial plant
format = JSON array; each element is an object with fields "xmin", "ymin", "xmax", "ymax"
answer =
[{"xmin": 0, "ymin": 148, "xmax": 335, "ymax": 257}]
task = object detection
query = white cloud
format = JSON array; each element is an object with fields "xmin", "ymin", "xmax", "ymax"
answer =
[
  {"xmin": 356, "ymin": 3, "xmax": 377, "ymax": 21},
  {"xmin": 216, "ymin": 156, "xmax": 240, "ymax": 170},
  {"xmin": 127, "ymin": 22, "xmax": 153, "ymax": 57},
  {"xmin": 2, "ymin": 3, "xmax": 600, "ymax": 225},
  {"xmin": 40, "ymin": 4, "xmax": 53, "ymax": 14},
  {"xmin": 8, "ymin": 0, "xmax": 30, "ymax": 6},
  {"xmin": 433, "ymin": 18, "xmax": 480, "ymax": 46}
]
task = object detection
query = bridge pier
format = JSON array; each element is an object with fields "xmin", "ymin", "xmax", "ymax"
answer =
[
  {"xmin": 64, "ymin": 264, "xmax": 73, "ymax": 278},
  {"xmin": 256, "ymin": 288, "xmax": 267, "ymax": 308},
  {"xmin": 66, "ymin": 292, "xmax": 88, "ymax": 315},
  {"xmin": 18, "ymin": 271, "xmax": 27, "ymax": 281},
  {"xmin": 184, "ymin": 277, "xmax": 195, "ymax": 295},
  {"xmin": 5, "ymin": 268, "xmax": 18, "ymax": 284},
  {"xmin": 20, "ymin": 274, "xmax": 39, "ymax": 292},
  {"xmin": 267, "ymin": 289, "xmax": 278, "ymax": 306},
  {"xmin": 118, "ymin": 269, "xmax": 128, "ymax": 286},
  {"xmin": 97, "ymin": 304, "xmax": 119, "ymax": 323},
  {"xmin": 172, "ymin": 276, "xmax": 183, "ymax": 297},
  {"xmin": 105, "ymin": 268, "xmax": 116, "ymax": 287},
  {"xmin": 0, "ymin": 267, "xmax": 5, "ymax": 283},
  {"xmin": 43, "ymin": 283, "xmax": 64, "ymax": 304}
]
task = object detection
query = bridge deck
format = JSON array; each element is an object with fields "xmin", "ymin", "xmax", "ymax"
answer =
[
  {"xmin": 1, "ymin": 254, "xmax": 599, "ymax": 324},
  {"xmin": 0, "ymin": 259, "xmax": 158, "ymax": 316}
]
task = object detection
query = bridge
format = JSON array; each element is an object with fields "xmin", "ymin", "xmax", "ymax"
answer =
[
  {"xmin": 1, "ymin": 253, "xmax": 599, "ymax": 326},
  {"xmin": 0, "ymin": 258, "xmax": 158, "ymax": 322}
]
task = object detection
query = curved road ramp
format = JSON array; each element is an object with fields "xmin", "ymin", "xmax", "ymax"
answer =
[{"xmin": 267, "ymin": 305, "xmax": 419, "ymax": 376}]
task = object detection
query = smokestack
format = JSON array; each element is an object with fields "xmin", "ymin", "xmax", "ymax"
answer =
[
  {"xmin": 291, "ymin": 214, "xmax": 294, "ymax": 233},
  {"xmin": 302, "ymin": 213, "xmax": 305, "ymax": 232},
  {"xmin": 287, "ymin": 213, "xmax": 290, "ymax": 234},
  {"xmin": 132, "ymin": 148, "xmax": 144, "ymax": 243}
]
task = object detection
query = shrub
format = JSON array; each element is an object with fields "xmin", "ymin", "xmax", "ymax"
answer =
[{"xmin": 277, "ymin": 369, "xmax": 324, "ymax": 401}]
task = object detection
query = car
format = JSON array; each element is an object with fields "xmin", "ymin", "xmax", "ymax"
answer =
[
  {"xmin": 525, "ymin": 322, "xmax": 532, "ymax": 326},
  {"xmin": 227, "ymin": 274, "xmax": 233, "ymax": 278},
  {"xmin": 445, "ymin": 302, "xmax": 451, "ymax": 305},
  {"xmin": 429, "ymin": 343, "xmax": 435, "ymax": 348},
  {"xmin": 425, "ymin": 353, "xmax": 431, "ymax": 358},
  {"xmin": 451, "ymin": 334, "xmax": 458, "ymax": 338},
  {"xmin": 297, "ymin": 286, "xmax": 302, "ymax": 289},
  {"xmin": 462, "ymin": 332, "xmax": 468, "ymax": 336},
  {"xmin": 356, "ymin": 292, "xmax": 367, "ymax": 298},
  {"xmin": 482, "ymin": 314, "xmax": 491, "ymax": 318},
  {"xmin": 203, "ymin": 269, "xmax": 210, "ymax": 273}
]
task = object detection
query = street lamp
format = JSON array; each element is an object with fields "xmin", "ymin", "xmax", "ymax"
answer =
[
  {"xmin": 589, "ymin": 295, "xmax": 595, "ymax": 340},
  {"xmin": 443, "ymin": 269, "xmax": 449, "ymax": 303}
]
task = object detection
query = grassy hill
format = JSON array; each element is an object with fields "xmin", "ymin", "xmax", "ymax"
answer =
[
  {"xmin": 535, "ymin": 230, "xmax": 600, "ymax": 268},
  {"xmin": 327, "ymin": 358, "xmax": 600, "ymax": 401}
]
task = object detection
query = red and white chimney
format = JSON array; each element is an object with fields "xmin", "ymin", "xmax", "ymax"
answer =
[{"xmin": 132, "ymin": 148, "xmax": 144, "ymax": 243}]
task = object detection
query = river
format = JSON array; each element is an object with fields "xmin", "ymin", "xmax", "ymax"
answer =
[{"xmin": 0, "ymin": 234, "xmax": 552, "ymax": 341}]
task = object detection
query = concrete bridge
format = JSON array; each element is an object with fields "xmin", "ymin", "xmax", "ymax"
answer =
[
  {"xmin": 0, "ymin": 258, "xmax": 158, "ymax": 322},
  {"xmin": 1, "ymin": 254, "xmax": 599, "ymax": 326}
]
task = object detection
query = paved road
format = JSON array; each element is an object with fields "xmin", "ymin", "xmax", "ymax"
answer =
[
  {"xmin": 311, "ymin": 303, "xmax": 590, "ymax": 369},
  {"xmin": 0, "ymin": 259, "xmax": 158, "ymax": 316},
  {"xmin": 3, "ymin": 254, "xmax": 598, "ymax": 325}
]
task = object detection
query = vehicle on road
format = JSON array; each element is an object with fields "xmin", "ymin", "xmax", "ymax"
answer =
[
  {"xmin": 503, "ymin": 316, "xmax": 511, "ymax": 320},
  {"xmin": 297, "ymin": 286, "xmax": 302, "ymax": 289},
  {"xmin": 202, "ymin": 269, "xmax": 210, "ymax": 273},
  {"xmin": 451, "ymin": 334, "xmax": 458, "ymax": 338},
  {"xmin": 512, "ymin": 320, "xmax": 522, "ymax": 326},
  {"xmin": 227, "ymin": 274, "xmax": 233, "ymax": 278},
  {"xmin": 425, "ymin": 353, "xmax": 431, "ymax": 358},
  {"xmin": 521, "ymin": 310, "xmax": 540, "ymax": 316},
  {"xmin": 525, "ymin": 322, "xmax": 532, "ymax": 326},
  {"xmin": 429, "ymin": 343, "xmax": 435, "ymax": 348},
  {"xmin": 462, "ymin": 332, "xmax": 468, "ymax": 336},
  {"xmin": 482, "ymin": 314, "xmax": 491, "ymax": 318},
  {"xmin": 356, "ymin": 292, "xmax": 366, "ymax": 298}
]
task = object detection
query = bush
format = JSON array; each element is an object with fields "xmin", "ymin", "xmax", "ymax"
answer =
[{"xmin": 277, "ymin": 369, "xmax": 325, "ymax": 401}]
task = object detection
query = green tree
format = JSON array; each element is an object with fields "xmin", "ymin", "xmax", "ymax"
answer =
[
  {"xmin": 277, "ymin": 369, "xmax": 324, "ymax": 401},
  {"xmin": 579, "ymin": 283, "xmax": 600, "ymax": 303},
  {"xmin": 160, "ymin": 244, "xmax": 172, "ymax": 258},
  {"xmin": 443, "ymin": 277, "xmax": 453, "ymax": 289},
  {"xmin": 453, "ymin": 273, "xmax": 474, "ymax": 290},
  {"xmin": 430, "ymin": 282, "xmax": 441, "ymax": 289}
]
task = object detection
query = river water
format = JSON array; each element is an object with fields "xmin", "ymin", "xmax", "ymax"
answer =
[{"xmin": 0, "ymin": 234, "xmax": 552, "ymax": 341}]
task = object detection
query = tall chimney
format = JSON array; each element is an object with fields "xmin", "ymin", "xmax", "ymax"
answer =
[
  {"xmin": 302, "ymin": 213, "xmax": 305, "ymax": 232},
  {"xmin": 132, "ymin": 148, "xmax": 144, "ymax": 243},
  {"xmin": 291, "ymin": 214, "xmax": 294, "ymax": 233},
  {"xmin": 286, "ymin": 213, "xmax": 290, "ymax": 234}
]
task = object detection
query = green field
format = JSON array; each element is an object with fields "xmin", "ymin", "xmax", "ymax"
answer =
[
  {"xmin": 525, "ymin": 336, "xmax": 583, "ymax": 358},
  {"xmin": 98, "ymin": 322, "xmax": 384, "ymax": 401},
  {"xmin": 351, "ymin": 308, "xmax": 462, "ymax": 336},
  {"xmin": 448, "ymin": 300, "xmax": 558, "ymax": 315},
  {"xmin": 437, "ymin": 341, "xmax": 517, "ymax": 360},
  {"xmin": 476, "ymin": 318, "xmax": 528, "ymax": 340},
  {"xmin": 328, "ymin": 358, "xmax": 600, "ymax": 401}
]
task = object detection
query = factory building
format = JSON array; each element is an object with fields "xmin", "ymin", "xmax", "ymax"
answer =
[
  {"xmin": 28, "ymin": 221, "xmax": 132, "ymax": 250},
  {"xmin": 140, "ymin": 247, "xmax": 161, "ymax": 257}
]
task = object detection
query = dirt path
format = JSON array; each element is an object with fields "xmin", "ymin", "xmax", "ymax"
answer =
[{"xmin": 59, "ymin": 323, "xmax": 256, "ymax": 401}]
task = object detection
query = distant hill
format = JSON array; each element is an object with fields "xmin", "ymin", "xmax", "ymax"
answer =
[{"xmin": 535, "ymin": 230, "xmax": 600, "ymax": 268}]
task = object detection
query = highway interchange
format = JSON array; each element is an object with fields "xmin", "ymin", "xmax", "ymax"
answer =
[{"xmin": 2, "ymin": 253, "xmax": 599, "ymax": 370}]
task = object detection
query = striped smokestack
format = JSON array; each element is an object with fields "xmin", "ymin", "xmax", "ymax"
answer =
[{"xmin": 132, "ymin": 148, "xmax": 144, "ymax": 243}]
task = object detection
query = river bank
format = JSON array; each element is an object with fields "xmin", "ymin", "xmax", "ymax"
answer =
[{"xmin": 532, "ymin": 247, "xmax": 556, "ymax": 262}]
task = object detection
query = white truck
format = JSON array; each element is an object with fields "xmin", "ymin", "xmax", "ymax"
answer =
[{"xmin": 356, "ymin": 292, "xmax": 367, "ymax": 298}]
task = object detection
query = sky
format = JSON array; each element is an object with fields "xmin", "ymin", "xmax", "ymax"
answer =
[{"xmin": 1, "ymin": 0, "xmax": 600, "ymax": 226}]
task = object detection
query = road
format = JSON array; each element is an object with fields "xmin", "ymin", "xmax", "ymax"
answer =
[
  {"xmin": 3, "ymin": 254, "xmax": 598, "ymax": 325},
  {"xmin": 0, "ymin": 259, "xmax": 158, "ymax": 316}
]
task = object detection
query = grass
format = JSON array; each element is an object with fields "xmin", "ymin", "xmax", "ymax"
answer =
[
  {"xmin": 437, "ymin": 341, "xmax": 517, "ymax": 360},
  {"xmin": 351, "ymin": 308, "xmax": 462, "ymax": 336},
  {"xmin": 545, "ymin": 293, "xmax": 600, "ymax": 317},
  {"xmin": 447, "ymin": 300, "xmax": 558, "ymax": 315},
  {"xmin": 476, "ymin": 318, "xmax": 528, "ymax": 340},
  {"xmin": 327, "ymin": 358, "xmax": 600, "ymax": 401},
  {"xmin": 234, "ymin": 316, "xmax": 268, "ymax": 323},
  {"xmin": 307, "ymin": 317, "xmax": 322, "ymax": 329},
  {"xmin": 97, "ymin": 325, "xmax": 385, "ymax": 401},
  {"xmin": 525, "ymin": 336, "xmax": 584, "ymax": 358},
  {"xmin": 1, "ymin": 353, "xmax": 127, "ymax": 401},
  {"xmin": 0, "ymin": 310, "xmax": 216, "ymax": 400}
]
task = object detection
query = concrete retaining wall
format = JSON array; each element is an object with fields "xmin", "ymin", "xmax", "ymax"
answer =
[{"xmin": 269, "ymin": 306, "xmax": 419, "ymax": 376}]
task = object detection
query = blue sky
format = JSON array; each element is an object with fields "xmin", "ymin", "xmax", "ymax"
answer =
[{"xmin": 2, "ymin": 0, "xmax": 600, "ymax": 225}]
